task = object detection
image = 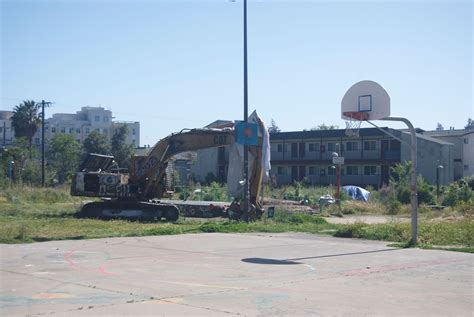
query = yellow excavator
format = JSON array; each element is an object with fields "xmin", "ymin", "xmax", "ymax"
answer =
[{"xmin": 71, "ymin": 113, "xmax": 270, "ymax": 221}]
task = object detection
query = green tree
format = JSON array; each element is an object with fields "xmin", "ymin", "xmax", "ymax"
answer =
[
  {"xmin": 111, "ymin": 125, "xmax": 134, "ymax": 169},
  {"xmin": 83, "ymin": 130, "xmax": 110, "ymax": 156},
  {"xmin": 48, "ymin": 134, "xmax": 82, "ymax": 184},
  {"xmin": 0, "ymin": 138, "xmax": 31, "ymax": 184},
  {"xmin": 465, "ymin": 118, "xmax": 474, "ymax": 130},
  {"xmin": 390, "ymin": 161, "xmax": 434, "ymax": 204},
  {"xmin": 268, "ymin": 119, "xmax": 281, "ymax": 133},
  {"xmin": 307, "ymin": 123, "xmax": 339, "ymax": 131},
  {"xmin": 11, "ymin": 100, "xmax": 40, "ymax": 148}
]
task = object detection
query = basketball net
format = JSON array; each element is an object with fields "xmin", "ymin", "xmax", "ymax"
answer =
[{"xmin": 343, "ymin": 112, "xmax": 369, "ymax": 138}]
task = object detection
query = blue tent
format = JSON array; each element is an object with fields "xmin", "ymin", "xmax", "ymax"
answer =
[{"xmin": 342, "ymin": 186, "xmax": 371, "ymax": 202}]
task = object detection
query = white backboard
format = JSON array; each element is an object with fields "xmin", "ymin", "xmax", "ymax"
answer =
[{"xmin": 341, "ymin": 80, "xmax": 390, "ymax": 120}]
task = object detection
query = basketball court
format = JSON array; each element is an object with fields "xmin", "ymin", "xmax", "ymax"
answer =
[{"xmin": 1, "ymin": 233, "xmax": 473, "ymax": 316}]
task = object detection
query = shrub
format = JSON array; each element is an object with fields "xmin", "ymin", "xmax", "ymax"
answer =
[
  {"xmin": 417, "ymin": 176, "xmax": 435, "ymax": 205},
  {"xmin": 443, "ymin": 179, "xmax": 474, "ymax": 207}
]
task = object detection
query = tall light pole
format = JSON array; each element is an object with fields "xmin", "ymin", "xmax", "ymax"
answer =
[
  {"xmin": 436, "ymin": 165, "xmax": 444, "ymax": 204},
  {"xmin": 242, "ymin": 0, "xmax": 250, "ymax": 216}
]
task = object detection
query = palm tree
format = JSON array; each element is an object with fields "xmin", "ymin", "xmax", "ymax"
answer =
[{"xmin": 11, "ymin": 100, "xmax": 40, "ymax": 148}]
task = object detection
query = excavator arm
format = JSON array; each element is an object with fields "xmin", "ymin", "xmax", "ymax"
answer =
[{"xmin": 130, "ymin": 128, "xmax": 235, "ymax": 200}]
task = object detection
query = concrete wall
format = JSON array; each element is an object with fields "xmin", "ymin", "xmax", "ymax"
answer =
[
  {"xmin": 400, "ymin": 133, "xmax": 453, "ymax": 185},
  {"xmin": 463, "ymin": 132, "xmax": 474, "ymax": 177},
  {"xmin": 190, "ymin": 147, "xmax": 218, "ymax": 183}
]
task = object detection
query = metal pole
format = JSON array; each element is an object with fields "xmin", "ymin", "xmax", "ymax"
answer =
[
  {"xmin": 41, "ymin": 100, "xmax": 45, "ymax": 187},
  {"xmin": 381, "ymin": 117, "xmax": 418, "ymax": 245},
  {"xmin": 436, "ymin": 167, "xmax": 440, "ymax": 203},
  {"xmin": 243, "ymin": 0, "xmax": 250, "ymax": 216},
  {"xmin": 3, "ymin": 121, "xmax": 5, "ymax": 146}
]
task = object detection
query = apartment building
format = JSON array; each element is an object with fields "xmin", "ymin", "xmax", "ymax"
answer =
[
  {"xmin": 270, "ymin": 128, "xmax": 454, "ymax": 188},
  {"xmin": 421, "ymin": 128, "xmax": 473, "ymax": 180},
  {"xmin": 153, "ymin": 122, "xmax": 457, "ymax": 188},
  {"xmin": 27, "ymin": 107, "xmax": 139, "ymax": 147}
]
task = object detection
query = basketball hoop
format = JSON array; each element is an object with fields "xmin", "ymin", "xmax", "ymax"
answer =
[{"xmin": 343, "ymin": 111, "xmax": 369, "ymax": 137}]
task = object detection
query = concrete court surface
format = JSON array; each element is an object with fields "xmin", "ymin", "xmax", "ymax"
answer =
[{"xmin": 0, "ymin": 233, "xmax": 472, "ymax": 317}]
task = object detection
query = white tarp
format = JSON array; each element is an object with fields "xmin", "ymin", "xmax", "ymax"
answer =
[{"xmin": 227, "ymin": 111, "xmax": 271, "ymax": 198}]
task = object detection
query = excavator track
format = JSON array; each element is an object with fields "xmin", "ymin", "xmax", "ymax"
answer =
[{"xmin": 81, "ymin": 200, "xmax": 179, "ymax": 221}]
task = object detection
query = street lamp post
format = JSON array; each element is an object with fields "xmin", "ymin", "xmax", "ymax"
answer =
[{"xmin": 436, "ymin": 165, "xmax": 444, "ymax": 204}]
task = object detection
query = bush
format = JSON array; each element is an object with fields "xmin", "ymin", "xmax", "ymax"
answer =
[
  {"xmin": 443, "ymin": 179, "xmax": 474, "ymax": 207},
  {"xmin": 417, "ymin": 176, "xmax": 435, "ymax": 205}
]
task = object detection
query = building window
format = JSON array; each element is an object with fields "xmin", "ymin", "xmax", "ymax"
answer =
[
  {"xmin": 51, "ymin": 127, "xmax": 56, "ymax": 133},
  {"xmin": 96, "ymin": 128, "xmax": 100, "ymax": 132},
  {"xmin": 309, "ymin": 166, "xmax": 317, "ymax": 175},
  {"xmin": 103, "ymin": 116, "xmax": 109, "ymax": 122},
  {"xmin": 35, "ymin": 138, "xmax": 40, "ymax": 145},
  {"xmin": 76, "ymin": 128, "xmax": 81, "ymax": 133},
  {"xmin": 464, "ymin": 138, "xmax": 469, "ymax": 144},
  {"xmin": 346, "ymin": 141, "xmax": 359, "ymax": 151},
  {"xmin": 309, "ymin": 143, "xmax": 320, "ymax": 152},
  {"xmin": 132, "ymin": 128, "xmax": 136, "ymax": 136},
  {"xmin": 346, "ymin": 166, "xmax": 359, "ymax": 175},
  {"xmin": 69, "ymin": 128, "xmax": 74, "ymax": 134},
  {"xmin": 327, "ymin": 142, "xmax": 336, "ymax": 152},
  {"xmin": 277, "ymin": 166, "xmax": 285, "ymax": 175},
  {"xmin": 277, "ymin": 144, "xmax": 287, "ymax": 152},
  {"xmin": 0, "ymin": 127, "xmax": 3, "ymax": 133},
  {"xmin": 103, "ymin": 128, "xmax": 108, "ymax": 134},
  {"xmin": 85, "ymin": 128, "xmax": 90, "ymax": 133},
  {"xmin": 320, "ymin": 144, "xmax": 326, "ymax": 152},
  {"xmin": 60, "ymin": 127, "xmax": 65, "ymax": 133},
  {"xmin": 291, "ymin": 143, "xmax": 298, "ymax": 158},
  {"xmin": 464, "ymin": 165, "xmax": 469, "ymax": 171},
  {"xmin": 76, "ymin": 139, "xmax": 81, "ymax": 143},
  {"xmin": 95, "ymin": 115, "xmax": 100, "ymax": 122},
  {"xmin": 364, "ymin": 166, "xmax": 377, "ymax": 175},
  {"xmin": 328, "ymin": 166, "xmax": 336, "ymax": 175},
  {"xmin": 364, "ymin": 140, "xmax": 376, "ymax": 151},
  {"xmin": 320, "ymin": 168, "xmax": 326, "ymax": 176}
]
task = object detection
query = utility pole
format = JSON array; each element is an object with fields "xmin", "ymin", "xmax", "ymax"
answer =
[
  {"xmin": 242, "ymin": 0, "xmax": 250, "ymax": 217},
  {"xmin": 3, "ymin": 121, "xmax": 5, "ymax": 147},
  {"xmin": 39, "ymin": 100, "xmax": 52, "ymax": 187}
]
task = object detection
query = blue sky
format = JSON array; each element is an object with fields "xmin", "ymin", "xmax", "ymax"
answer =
[{"xmin": 1, "ymin": 0, "xmax": 472, "ymax": 146}]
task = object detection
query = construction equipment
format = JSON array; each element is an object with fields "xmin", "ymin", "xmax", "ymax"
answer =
[{"xmin": 71, "ymin": 114, "xmax": 270, "ymax": 221}]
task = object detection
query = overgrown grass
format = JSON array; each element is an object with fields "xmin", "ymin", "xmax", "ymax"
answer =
[
  {"xmin": 334, "ymin": 218, "xmax": 474, "ymax": 252},
  {"xmin": 0, "ymin": 185, "xmax": 472, "ymax": 253},
  {"xmin": 0, "ymin": 184, "xmax": 81, "ymax": 204},
  {"xmin": 0, "ymin": 210, "xmax": 336, "ymax": 244}
]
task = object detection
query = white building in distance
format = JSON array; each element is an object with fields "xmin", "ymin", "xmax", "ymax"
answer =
[
  {"xmin": 1, "ymin": 107, "xmax": 140, "ymax": 148},
  {"xmin": 0, "ymin": 111, "xmax": 14, "ymax": 147}
]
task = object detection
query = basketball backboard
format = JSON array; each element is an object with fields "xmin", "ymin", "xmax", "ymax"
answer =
[{"xmin": 341, "ymin": 80, "xmax": 390, "ymax": 121}]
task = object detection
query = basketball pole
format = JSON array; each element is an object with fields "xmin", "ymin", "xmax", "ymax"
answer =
[
  {"xmin": 380, "ymin": 117, "xmax": 418, "ymax": 245},
  {"xmin": 341, "ymin": 80, "xmax": 418, "ymax": 245}
]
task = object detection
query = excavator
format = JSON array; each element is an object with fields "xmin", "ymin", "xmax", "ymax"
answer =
[{"xmin": 70, "ymin": 113, "xmax": 270, "ymax": 221}]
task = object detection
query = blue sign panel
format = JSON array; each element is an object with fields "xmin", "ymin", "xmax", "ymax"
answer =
[{"xmin": 235, "ymin": 122, "xmax": 258, "ymax": 145}]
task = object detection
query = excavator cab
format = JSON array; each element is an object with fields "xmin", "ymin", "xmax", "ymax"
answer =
[{"xmin": 71, "ymin": 153, "xmax": 132, "ymax": 198}]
